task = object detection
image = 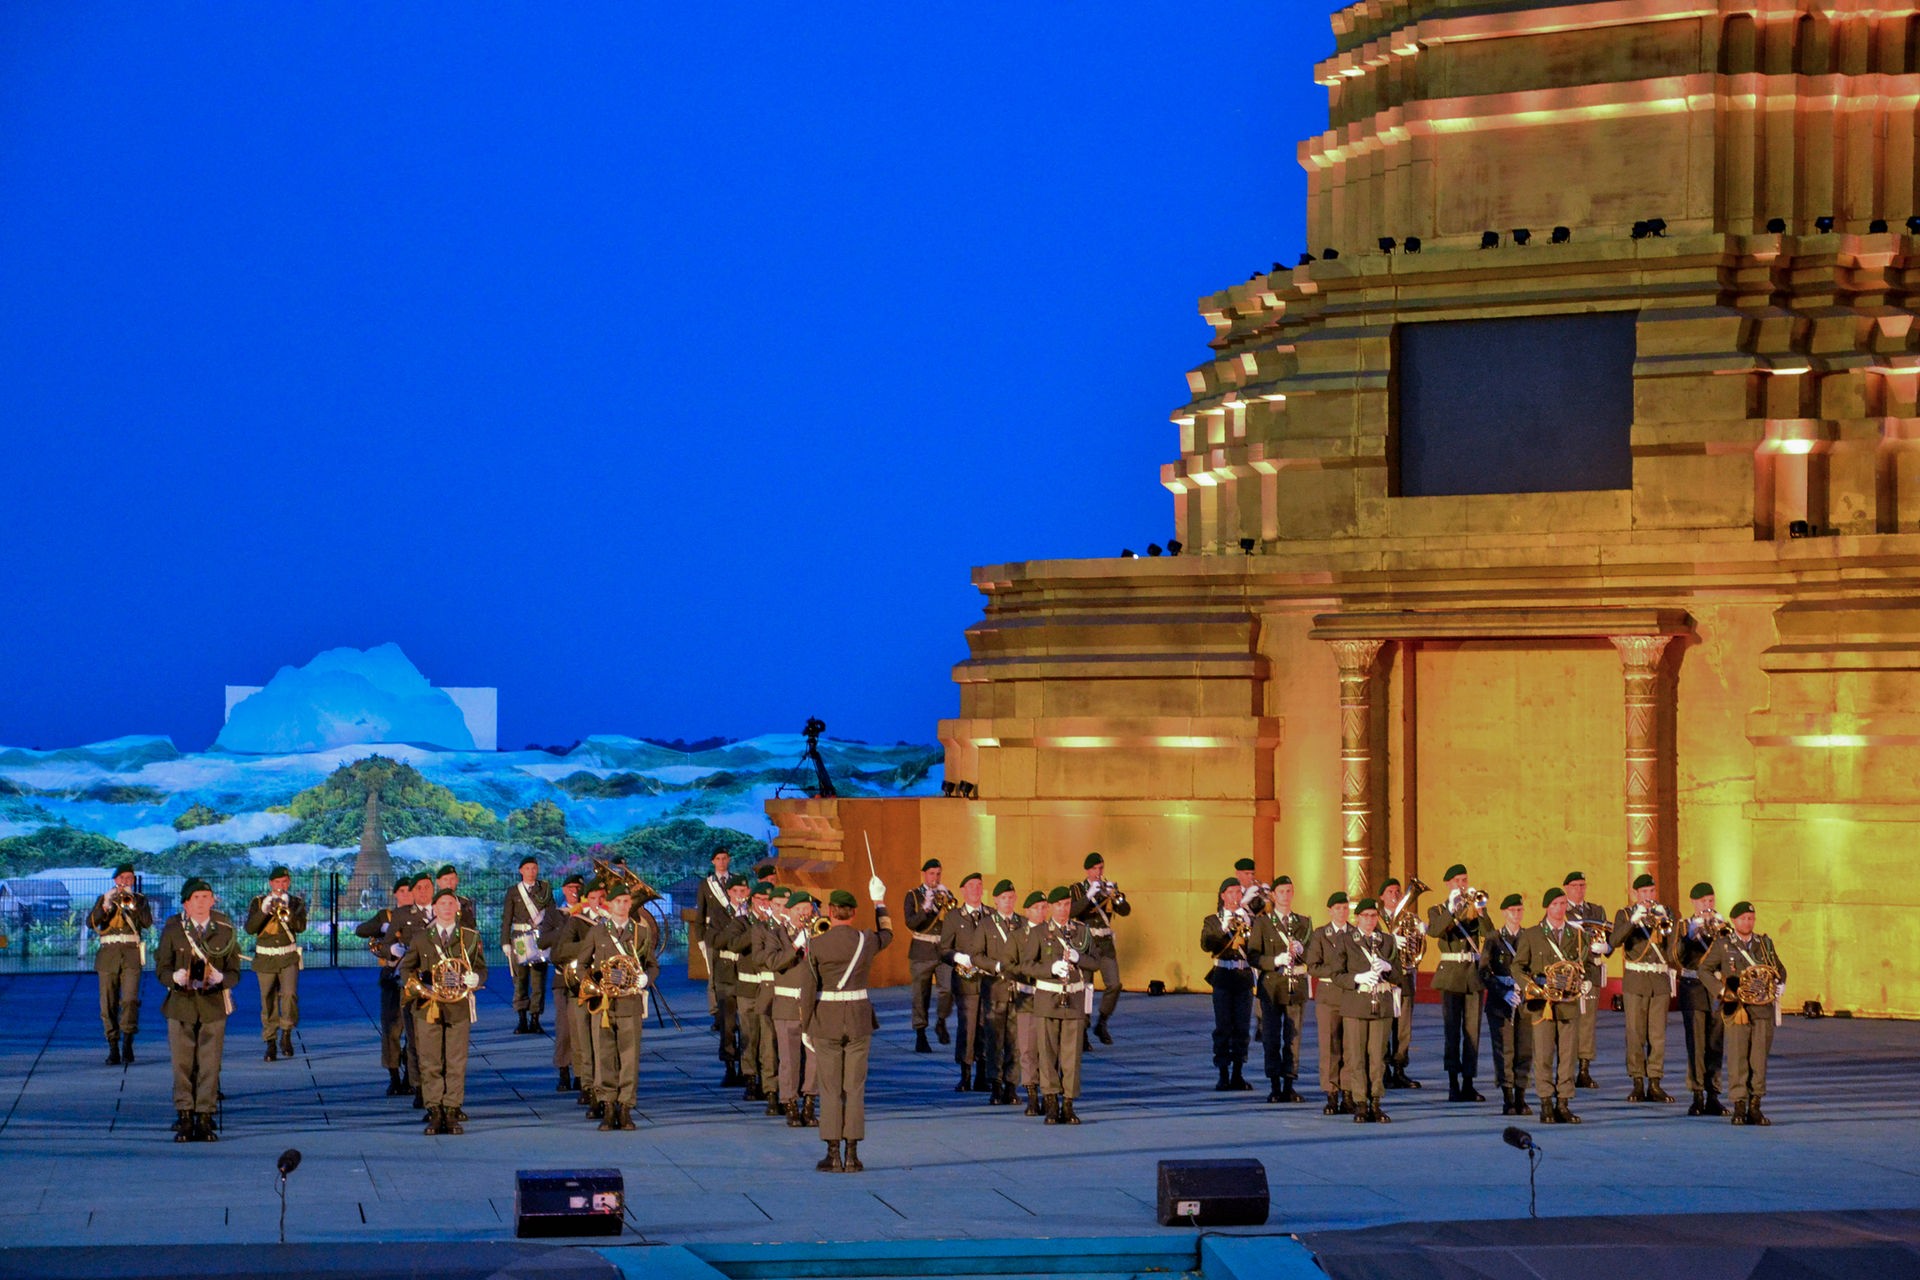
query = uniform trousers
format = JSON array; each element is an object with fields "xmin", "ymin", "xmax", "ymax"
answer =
[
  {"xmin": 984, "ymin": 986, "xmax": 1017, "ymax": 1085},
  {"xmin": 1387, "ymin": 976, "xmax": 1414, "ymax": 1070},
  {"xmin": 950, "ymin": 975, "xmax": 986, "ymax": 1065},
  {"xmin": 1088, "ymin": 946, "xmax": 1121, "ymax": 1023},
  {"xmin": 1725, "ymin": 1008, "xmax": 1775, "ymax": 1103},
  {"xmin": 510, "ymin": 957, "xmax": 548, "ymax": 1015},
  {"xmin": 1209, "ymin": 969, "xmax": 1254, "ymax": 1069},
  {"xmin": 774, "ymin": 1019, "xmax": 817, "ymax": 1100},
  {"xmin": 593, "ymin": 1010, "xmax": 642, "ymax": 1107},
  {"xmin": 97, "ymin": 949, "xmax": 142, "ymax": 1040},
  {"xmin": 910, "ymin": 952, "xmax": 952, "ymax": 1030},
  {"xmin": 1677, "ymin": 978, "xmax": 1724, "ymax": 1094},
  {"xmin": 552, "ymin": 985, "xmax": 572, "ymax": 1068},
  {"xmin": 1530, "ymin": 1004, "xmax": 1579, "ymax": 1103},
  {"xmin": 1485, "ymin": 991, "xmax": 1531, "ymax": 1090},
  {"xmin": 417, "ymin": 1013, "xmax": 471, "ymax": 1108},
  {"xmin": 1576, "ymin": 989, "xmax": 1599, "ymax": 1062},
  {"xmin": 714, "ymin": 987, "xmax": 741, "ymax": 1063},
  {"xmin": 1314, "ymin": 998, "xmax": 1344, "ymax": 1094},
  {"xmin": 256, "ymin": 966, "xmax": 299, "ymax": 1038},
  {"xmin": 1440, "ymin": 988, "xmax": 1484, "ymax": 1077},
  {"xmin": 1037, "ymin": 1013, "xmax": 1086, "ymax": 1098},
  {"xmin": 568, "ymin": 995, "xmax": 599, "ymax": 1097},
  {"xmin": 167, "ymin": 1015, "xmax": 224, "ymax": 1112},
  {"xmin": 1340, "ymin": 1016, "xmax": 1390, "ymax": 1101},
  {"xmin": 377, "ymin": 975, "xmax": 404, "ymax": 1069},
  {"xmin": 1015, "ymin": 1005, "xmax": 1038, "ymax": 1086},
  {"xmin": 1257, "ymin": 987, "xmax": 1305, "ymax": 1082},
  {"xmin": 1623, "ymin": 989, "xmax": 1669, "ymax": 1080},
  {"xmin": 815, "ymin": 1031, "xmax": 872, "ymax": 1141}
]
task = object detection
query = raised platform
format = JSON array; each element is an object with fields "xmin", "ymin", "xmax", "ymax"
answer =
[{"xmin": 0, "ymin": 968, "xmax": 1913, "ymax": 1261}]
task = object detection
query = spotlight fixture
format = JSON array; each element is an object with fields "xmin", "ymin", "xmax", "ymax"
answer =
[
  {"xmin": 1147, "ymin": 980, "xmax": 1167, "ymax": 996},
  {"xmin": 1378, "ymin": 236, "xmax": 1396, "ymax": 253},
  {"xmin": 1512, "ymin": 228, "xmax": 1531, "ymax": 246},
  {"xmin": 1298, "ymin": 252, "xmax": 1314, "ymax": 266},
  {"xmin": 1766, "ymin": 217, "xmax": 1787, "ymax": 233},
  {"xmin": 1403, "ymin": 236, "xmax": 1421, "ymax": 253},
  {"xmin": 1802, "ymin": 999, "xmax": 1824, "ymax": 1019},
  {"xmin": 1870, "ymin": 219, "xmax": 1888, "ymax": 234},
  {"xmin": 1166, "ymin": 540, "xmax": 1183, "ymax": 556},
  {"xmin": 1147, "ymin": 543, "xmax": 1163, "ymax": 557},
  {"xmin": 1249, "ymin": 271, "xmax": 1261, "ymax": 281},
  {"xmin": 1645, "ymin": 218, "xmax": 1667, "ymax": 236},
  {"xmin": 1550, "ymin": 226, "xmax": 1571, "ymax": 244},
  {"xmin": 1631, "ymin": 221, "xmax": 1651, "ymax": 239},
  {"xmin": 1480, "ymin": 230, "xmax": 1500, "ymax": 249},
  {"xmin": 1814, "ymin": 215, "xmax": 1835, "ymax": 233},
  {"xmin": 1321, "ymin": 247, "xmax": 1339, "ymax": 260},
  {"xmin": 1610, "ymin": 993, "xmax": 1625, "ymax": 1013},
  {"xmin": 1238, "ymin": 537, "xmax": 1256, "ymax": 554},
  {"xmin": 1908, "ymin": 216, "xmax": 1920, "ymax": 234},
  {"xmin": 1788, "ymin": 519, "xmax": 1811, "ymax": 538},
  {"xmin": 1271, "ymin": 261, "xmax": 1285, "ymax": 274},
  {"xmin": 1121, "ymin": 548, "xmax": 1138, "ymax": 559},
  {"xmin": 941, "ymin": 780, "xmax": 957, "ymax": 797},
  {"xmin": 957, "ymin": 781, "xmax": 977, "ymax": 800}
]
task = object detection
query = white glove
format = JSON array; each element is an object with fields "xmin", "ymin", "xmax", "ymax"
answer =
[
  {"xmin": 462, "ymin": 972, "xmax": 480, "ymax": 989},
  {"xmin": 634, "ymin": 973, "xmax": 649, "ymax": 990},
  {"xmin": 393, "ymin": 942, "xmax": 408, "ymax": 959},
  {"xmin": 1506, "ymin": 987, "xmax": 1521, "ymax": 1008},
  {"xmin": 868, "ymin": 876, "xmax": 886, "ymax": 903},
  {"xmin": 204, "ymin": 967, "xmax": 222, "ymax": 985},
  {"xmin": 801, "ymin": 1033, "xmax": 815, "ymax": 1054},
  {"xmin": 1581, "ymin": 979, "xmax": 1594, "ymax": 997},
  {"xmin": 1589, "ymin": 940, "xmax": 1609, "ymax": 955},
  {"xmin": 952, "ymin": 953, "xmax": 972, "ymax": 969},
  {"xmin": 1631, "ymin": 904, "xmax": 1647, "ymax": 922},
  {"xmin": 1355, "ymin": 973, "xmax": 1379, "ymax": 992},
  {"xmin": 172, "ymin": 968, "xmax": 190, "ymax": 987},
  {"xmin": 1064, "ymin": 947, "xmax": 1080, "ymax": 964},
  {"xmin": 1050, "ymin": 959, "xmax": 1070, "ymax": 979},
  {"xmin": 1416, "ymin": 921, "xmax": 1428, "ymax": 935},
  {"xmin": 1448, "ymin": 889, "xmax": 1462, "ymax": 907},
  {"xmin": 1289, "ymin": 940, "xmax": 1304, "ymax": 959}
]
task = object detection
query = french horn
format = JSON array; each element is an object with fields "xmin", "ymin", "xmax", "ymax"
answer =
[{"xmin": 405, "ymin": 955, "xmax": 472, "ymax": 1023}]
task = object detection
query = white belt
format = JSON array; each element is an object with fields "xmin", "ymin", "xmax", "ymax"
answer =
[
  {"xmin": 773, "ymin": 985, "xmax": 802, "ymax": 999},
  {"xmin": 1438, "ymin": 952, "xmax": 1474, "ymax": 962},
  {"xmin": 1214, "ymin": 959, "xmax": 1249, "ymax": 970},
  {"xmin": 1035, "ymin": 980, "xmax": 1085, "ymax": 994},
  {"xmin": 1090, "ymin": 928, "xmax": 1113, "ymax": 938},
  {"xmin": 1628, "ymin": 961, "xmax": 1672, "ymax": 974},
  {"xmin": 737, "ymin": 973, "xmax": 768, "ymax": 985},
  {"xmin": 817, "ymin": 990, "xmax": 869, "ymax": 1003},
  {"xmin": 255, "ymin": 944, "xmax": 301, "ymax": 957},
  {"xmin": 911, "ymin": 931, "xmax": 942, "ymax": 945},
  {"xmin": 1680, "ymin": 969, "xmax": 1701, "ymax": 980},
  {"xmin": 717, "ymin": 950, "xmax": 741, "ymax": 962},
  {"xmin": 98, "ymin": 933, "xmax": 140, "ymax": 945},
  {"xmin": 1014, "ymin": 983, "xmax": 1034, "ymax": 994}
]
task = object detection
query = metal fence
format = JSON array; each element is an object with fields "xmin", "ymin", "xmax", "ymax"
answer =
[{"xmin": 0, "ymin": 870, "xmax": 685, "ymax": 974}]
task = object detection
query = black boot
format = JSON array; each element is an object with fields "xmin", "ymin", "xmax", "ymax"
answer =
[
  {"xmin": 577, "ymin": 1087, "xmax": 593, "ymax": 1108},
  {"xmin": 1094, "ymin": 1017, "xmax": 1113, "ymax": 1045},
  {"xmin": 1647, "ymin": 1080, "xmax": 1673, "ymax": 1103},
  {"xmin": 528, "ymin": 1014, "xmax": 544, "ymax": 1036},
  {"xmin": 914, "ymin": 1029, "xmax": 932, "ymax": 1054},
  {"xmin": 1461, "ymin": 1077, "xmax": 1484, "ymax": 1102},
  {"xmin": 121, "ymin": 1035, "xmax": 134, "ymax": 1065},
  {"xmin": 1576, "ymin": 1060, "xmax": 1596, "ymax": 1089},
  {"xmin": 1512, "ymin": 1086, "xmax": 1527, "ymax": 1116},
  {"xmin": 516, "ymin": 1010, "xmax": 530, "ymax": 1035},
  {"xmin": 587, "ymin": 1098, "xmax": 607, "ymax": 1121},
  {"xmin": 1447, "ymin": 1072, "xmax": 1461, "ymax": 1101},
  {"xmin": 1059, "ymin": 1097, "xmax": 1081, "ymax": 1125},
  {"xmin": 765, "ymin": 1093, "xmax": 784, "ymax": 1117},
  {"xmin": 816, "ymin": 1140, "xmax": 843, "ymax": 1173},
  {"xmin": 974, "ymin": 1069, "xmax": 995, "ymax": 1094},
  {"xmin": 955, "ymin": 1064, "xmax": 973, "ymax": 1092},
  {"xmin": 443, "ymin": 1106, "xmax": 465, "ymax": 1135},
  {"xmin": 618, "ymin": 1104, "xmax": 637, "ymax": 1131},
  {"xmin": 105, "ymin": 1037, "xmax": 122, "ymax": 1066},
  {"xmin": 1731, "ymin": 1099, "xmax": 1749, "ymax": 1126},
  {"xmin": 935, "ymin": 1020, "xmax": 950, "ymax": 1045},
  {"xmin": 1228, "ymin": 1063, "xmax": 1252, "ymax": 1092},
  {"xmin": 453, "ymin": 1105, "xmax": 467, "ymax": 1123},
  {"xmin": 1266, "ymin": 1081, "xmax": 1283, "ymax": 1103},
  {"xmin": 1215, "ymin": 1067, "xmax": 1232, "ymax": 1092},
  {"xmin": 412, "ymin": 1086, "xmax": 424, "ymax": 1110},
  {"xmin": 721, "ymin": 1060, "xmax": 741, "ymax": 1087},
  {"xmin": 1353, "ymin": 1098, "xmax": 1372, "ymax": 1124},
  {"xmin": 1043, "ymin": 1094, "xmax": 1061, "ymax": 1125},
  {"xmin": 1540, "ymin": 1098, "xmax": 1558, "ymax": 1123},
  {"xmin": 279, "ymin": 1030, "xmax": 294, "ymax": 1059},
  {"xmin": 1704, "ymin": 1090, "xmax": 1727, "ymax": 1116},
  {"xmin": 1323, "ymin": 1092, "xmax": 1340, "ymax": 1116},
  {"xmin": 1688, "ymin": 1090, "xmax": 1705, "ymax": 1115},
  {"xmin": 1024, "ymin": 1087, "xmax": 1042, "ymax": 1117},
  {"xmin": 1748, "ymin": 1099, "xmax": 1769, "ymax": 1126},
  {"xmin": 744, "ymin": 1076, "xmax": 764, "ymax": 1102},
  {"xmin": 1556, "ymin": 1098, "xmax": 1581, "ymax": 1125},
  {"xmin": 172, "ymin": 1109, "xmax": 191, "ymax": 1140},
  {"xmin": 556, "ymin": 1068, "xmax": 572, "ymax": 1092},
  {"xmin": 387, "ymin": 1067, "xmax": 405, "ymax": 1096},
  {"xmin": 597, "ymin": 1101, "xmax": 616, "ymax": 1131},
  {"xmin": 1337, "ymin": 1090, "xmax": 1356, "ymax": 1115},
  {"xmin": 196, "ymin": 1112, "xmax": 219, "ymax": 1142},
  {"xmin": 842, "ymin": 1140, "xmax": 864, "ymax": 1172},
  {"xmin": 1628, "ymin": 1077, "xmax": 1647, "ymax": 1102},
  {"xmin": 1279, "ymin": 1079, "xmax": 1302, "ymax": 1103},
  {"xmin": 804, "ymin": 1095, "xmax": 819, "ymax": 1127},
  {"xmin": 1374, "ymin": 1097, "xmax": 1391, "ymax": 1124},
  {"xmin": 264, "ymin": 1038, "xmax": 278, "ymax": 1062}
]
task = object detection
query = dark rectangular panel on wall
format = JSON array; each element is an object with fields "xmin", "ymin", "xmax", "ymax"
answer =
[{"xmin": 1395, "ymin": 311, "xmax": 1637, "ymax": 497}]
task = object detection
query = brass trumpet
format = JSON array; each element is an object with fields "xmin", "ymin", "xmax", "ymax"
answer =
[{"xmin": 809, "ymin": 916, "xmax": 833, "ymax": 937}]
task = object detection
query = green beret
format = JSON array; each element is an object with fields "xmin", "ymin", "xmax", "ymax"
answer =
[
  {"xmin": 992, "ymin": 879, "xmax": 1015, "ymax": 897},
  {"xmin": 710, "ymin": 847, "xmax": 731, "ymax": 861},
  {"xmin": 1218, "ymin": 877, "xmax": 1238, "ymax": 895},
  {"xmin": 1023, "ymin": 890, "xmax": 1046, "ymax": 908},
  {"xmin": 1354, "ymin": 897, "xmax": 1380, "ymax": 913},
  {"xmin": 1443, "ymin": 864, "xmax": 1466, "ymax": 881},
  {"xmin": 1274, "ymin": 875, "xmax": 1292, "ymax": 886},
  {"xmin": 1500, "ymin": 893, "xmax": 1524, "ymax": 910},
  {"xmin": 1047, "ymin": 885, "xmax": 1073, "ymax": 903},
  {"xmin": 269, "ymin": 865, "xmax": 291, "ymax": 881},
  {"xmin": 750, "ymin": 882, "xmax": 772, "ymax": 898},
  {"xmin": 1689, "ymin": 881, "xmax": 1714, "ymax": 900},
  {"xmin": 787, "ymin": 890, "xmax": 814, "ymax": 908},
  {"xmin": 114, "ymin": 862, "xmax": 136, "ymax": 877},
  {"xmin": 754, "ymin": 863, "xmax": 776, "ymax": 879},
  {"xmin": 1083, "ymin": 852, "xmax": 1104, "ymax": 870},
  {"xmin": 1327, "ymin": 891, "xmax": 1349, "ymax": 907},
  {"xmin": 1730, "ymin": 900, "xmax": 1754, "ymax": 918},
  {"xmin": 1381, "ymin": 877, "xmax": 1401, "ymax": 891},
  {"xmin": 726, "ymin": 874, "xmax": 749, "ymax": 889},
  {"xmin": 562, "ymin": 874, "xmax": 584, "ymax": 888},
  {"xmin": 1233, "ymin": 858, "xmax": 1256, "ymax": 872},
  {"xmin": 412, "ymin": 872, "xmax": 434, "ymax": 885},
  {"xmin": 392, "ymin": 877, "xmax": 411, "ymax": 892},
  {"xmin": 607, "ymin": 882, "xmax": 634, "ymax": 900},
  {"xmin": 1632, "ymin": 873, "xmax": 1655, "ymax": 889},
  {"xmin": 519, "ymin": 856, "xmax": 539, "ymax": 869},
  {"xmin": 433, "ymin": 887, "xmax": 458, "ymax": 903},
  {"xmin": 1543, "ymin": 886, "xmax": 1566, "ymax": 907},
  {"xmin": 921, "ymin": 858, "xmax": 942, "ymax": 872},
  {"xmin": 181, "ymin": 877, "xmax": 211, "ymax": 898},
  {"xmin": 960, "ymin": 872, "xmax": 982, "ymax": 887},
  {"xmin": 436, "ymin": 864, "xmax": 457, "ymax": 878},
  {"xmin": 828, "ymin": 889, "xmax": 857, "ymax": 909},
  {"xmin": 1563, "ymin": 871, "xmax": 1585, "ymax": 885}
]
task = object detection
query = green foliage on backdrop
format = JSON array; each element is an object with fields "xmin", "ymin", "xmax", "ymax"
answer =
[{"xmin": 268, "ymin": 756, "xmax": 499, "ymax": 845}]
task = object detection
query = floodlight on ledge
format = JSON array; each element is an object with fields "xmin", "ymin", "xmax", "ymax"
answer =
[{"xmin": 1774, "ymin": 439, "xmax": 1817, "ymax": 455}]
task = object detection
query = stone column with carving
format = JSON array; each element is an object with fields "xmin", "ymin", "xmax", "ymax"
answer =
[
  {"xmin": 1329, "ymin": 638, "xmax": 1386, "ymax": 900},
  {"xmin": 1610, "ymin": 635, "xmax": 1671, "ymax": 891}
]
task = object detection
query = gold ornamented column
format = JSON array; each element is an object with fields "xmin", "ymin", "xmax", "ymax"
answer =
[
  {"xmin": 1609, "ymin": 635, "xmax": 1671, "ymax": 889},
  {"xmin": 1328, "ymin": 638, "xmax": 1386, "ymax": 899}
]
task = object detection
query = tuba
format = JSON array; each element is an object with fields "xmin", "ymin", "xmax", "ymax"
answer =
[
  {"xmin": 591, "ymin": 859, "xmax": 661, "ymax": 908},
  {"xmin": 405, "ymin": 955, "xmax": 472, "ymax": 1023},
  {"xmin": 1388, "ymin": 876, "xmax": 1431, "ymax": 968}
]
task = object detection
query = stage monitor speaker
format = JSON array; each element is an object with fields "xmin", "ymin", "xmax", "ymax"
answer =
[
  {"xmin": 514, "ymin": 1167, "xmax": 625, "ymax": 1238},
  {"xmin": 1156, "ymin": 1158, "xmax": 1269, "ymax": 1227}
]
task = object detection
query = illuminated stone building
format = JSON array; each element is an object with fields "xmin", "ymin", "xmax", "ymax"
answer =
[{"xmin": 771, "ymin": 0, "xmax": 1920, "ymax": 1015}]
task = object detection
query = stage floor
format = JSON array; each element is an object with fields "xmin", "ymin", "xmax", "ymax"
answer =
[{"xmin": 0, "ymin": 967, "xmax": 1914, "ymax": 1250}]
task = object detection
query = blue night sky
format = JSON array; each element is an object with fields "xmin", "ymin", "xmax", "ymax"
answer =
[{"xmin": 0, "ymin": 3, "xmax": 1324, "ymax": 752}]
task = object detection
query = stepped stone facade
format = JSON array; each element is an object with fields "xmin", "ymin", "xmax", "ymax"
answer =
[{"xmin": 770, "ymin": 0, "xmax": 1920, "ymax": 1017}]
